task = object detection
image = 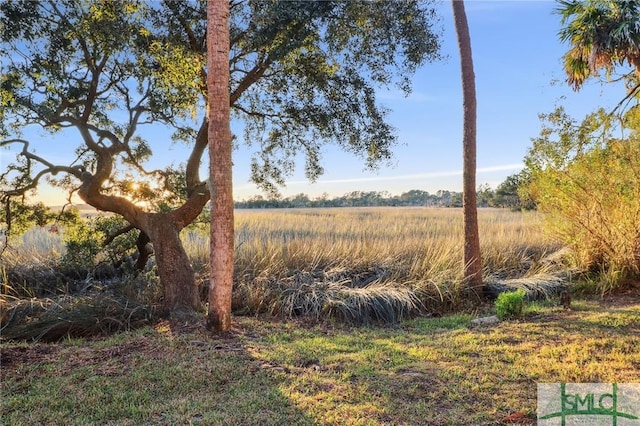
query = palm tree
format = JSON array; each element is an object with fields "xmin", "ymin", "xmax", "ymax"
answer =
[
  {"xmin": 557, "ymin": 0, "xmax": 640, "ymax": 90},
  {"xmin": 452, "ymin": 0, "xmax": 483, "ymax": 296},
  {"xmin": 207, "ymin": 0, "xmax": 234, "ymax": 332}
]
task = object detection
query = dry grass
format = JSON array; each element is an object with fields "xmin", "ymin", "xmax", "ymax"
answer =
[
  {"xmin": 2, "ymin": 208, "xmax": 563, "ymax": 325},
  {"xmin": 225, "ymin": 208, "xmax": 561, "ymax": 318},
  {"xmin": 1, "ymin": 295, "xmax": 155, "ymax": 342}
]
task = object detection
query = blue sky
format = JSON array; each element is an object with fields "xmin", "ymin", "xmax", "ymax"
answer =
[
  {"xmin": 233, "ymin": 0, "xmax": 628, "ymax": 200},
  {"xmin": 3, "ymin": 0, "xmax": 631, "ymax": 205}
]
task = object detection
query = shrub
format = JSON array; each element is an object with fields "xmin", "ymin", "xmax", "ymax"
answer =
[
  {"xmin": 524, "ymin": 107, "xmax": 640, "ymax": 293},
  {"xmin": 60, "ymin": 215, "xmax": 139, "ymax": 275},
  {"xmin": 495, "ymin": 289, "xmax": 525, "ymax": 320}
]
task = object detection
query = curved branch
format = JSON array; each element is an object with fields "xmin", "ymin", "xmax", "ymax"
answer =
[
  {"xmin": 1, "ymin": 139, "xmax": 87, "ymax": 197},
  {"xmin": 230, "ymin": 59, "xmax": 273, "ymax": 105},
  {"xmin": 169, "ymin": 182, "xmax": 210, "ymax": 230},
  {"xmin": 185, "ymin": 117, "xmax": 208, "ymax": 193},
  {"xmin": 103, "ymin": 224, "xmax": 136, "ymax": 246}
]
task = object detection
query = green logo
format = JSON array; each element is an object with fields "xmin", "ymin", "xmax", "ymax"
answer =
[{"xmin": 538, "ymin": 383, "xmax": 640, "ymax": 426}]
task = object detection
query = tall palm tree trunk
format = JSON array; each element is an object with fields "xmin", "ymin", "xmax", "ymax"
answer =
[
  {"xmin": 207, "ymin": 0, "xmax": 234, "ymax": 332},
  {"xmin": 452, "ymin": 0, "xmax": 483, "ymax": 297}
]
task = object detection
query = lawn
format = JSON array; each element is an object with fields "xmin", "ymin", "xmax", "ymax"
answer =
[{"xmin": 2, "ymin": 294, "xmax": 639, "ymax": 425}]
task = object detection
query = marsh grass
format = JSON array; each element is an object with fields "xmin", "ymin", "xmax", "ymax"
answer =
[
  {"xmin": 1, "ymin": 294, "xmax": 155, "ymax": 342},
  {"xmin": 226, "ymin": 208, "xmax": 560, "ymax": 320},
  {"xmin": 2, "ymin": 297, "xmax": 638, "ymax": 425},
  {"xmin": 2, "ymin": 208, "xmax": 562, "ymax": 326}
]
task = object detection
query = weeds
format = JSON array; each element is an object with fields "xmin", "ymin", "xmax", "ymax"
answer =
[{"xmin": 495, "ymin": 289, "xmax": 526, "ymax": 320}]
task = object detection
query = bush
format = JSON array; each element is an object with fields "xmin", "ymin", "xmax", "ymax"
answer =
[
  {"xmin": 495, "ymin": 289, "xmax": 525, "ymax": 320},
  {"xmin": 60, "ymin": 215, "xmax": 139, "ymax": 275},
  {"xmin": 524, "ymin": 107, "xmax": 640, "ymax": 293}
]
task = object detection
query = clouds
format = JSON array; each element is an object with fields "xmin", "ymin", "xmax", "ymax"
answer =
[
  {"xmin": 233, "ymin": 162, "xmax": 524, "ymax": 199},
  {"xmin": 234, "ymin": 163, "xmax": 521, "ymax": 188}
]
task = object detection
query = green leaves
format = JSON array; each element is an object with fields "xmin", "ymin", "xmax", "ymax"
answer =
[
  {"xmin": 229, "ymin": 0, "xmax": 442, "ymax": 191},
  {"xmin": 494, "ymin": 289, "xmax": 525, "ymax": 320},
  {"xmin": 524, "ymin": 107, "xmax": 640, "ymax": 285}
]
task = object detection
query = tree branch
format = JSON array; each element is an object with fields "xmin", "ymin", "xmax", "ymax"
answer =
[
  {"xmin": 185, "ymin": 117, "xmax": 208, "ymax": 193},
  {"xmin": 0, "ymin": 139, "xmax": 88, "ymax": 197},
  {"xmin": 609, "ymin": 81, "xmax": 640, "ymax": 117},
  {"xmin": 103, "ymin": 224, "xmax": 136, "ymax": 246},
  {"xmin": 230, "ymin": 58, "xmax": 273, "ymax": 105}
]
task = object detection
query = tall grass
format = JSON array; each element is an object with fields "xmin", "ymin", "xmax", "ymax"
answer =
[
  {"xmin": 186, "ymin": 208, "xmax": 559, "ymax": 320},
  {"xmin": 3, "ymin": 208, "xmax": 561, "ymax": 325}
]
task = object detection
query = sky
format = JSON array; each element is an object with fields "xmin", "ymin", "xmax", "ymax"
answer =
[
  {"xmin": 1, "ymin": 0, "xmax": 631, "ymax": 205},
  {"xmin": 260, "ymin": 0, "xmax": 626, "ymax": 201}
]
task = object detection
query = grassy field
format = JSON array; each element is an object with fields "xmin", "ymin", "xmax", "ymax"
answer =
[
  {"xmin": 2, "ymin": 208, "xmax": 570, "ymax": 338},
  {"xmin": 227, "ymin": 208, "xmax": 562, "ymax": 319},
  {"xmin": 2, "ymin": 295, "xmax": 639, "ymax": 425},
  {"xmin": 1, "ymin": 208, "xmax": 639, "ymax": 424}
]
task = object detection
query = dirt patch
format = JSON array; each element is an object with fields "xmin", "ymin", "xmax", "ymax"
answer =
[
  {"xmin": 1, "ymin": 344, "xmax": 61, "ymax": 371},
  {"xmin": 0, "ymin": 334, "xmax": 168, "ymax": 380},
  {"xmin": 598, "ymin": 285, "xmax": 640, "ymax": 306}
]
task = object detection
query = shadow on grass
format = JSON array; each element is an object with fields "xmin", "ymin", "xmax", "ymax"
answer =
[
  {"xmin": 2, "ymin": 299, "xmax": 638, "ymax": 425},
  {"xmin": 1, "ymin": 322, "xmax": 316, "ymax": 425},
  {"xmin": 241, "ymin": 316, "xmax": 538, "ymax": 425}
]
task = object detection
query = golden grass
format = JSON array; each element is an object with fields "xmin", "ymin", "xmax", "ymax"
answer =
[
  {"xmin": 2, "ymin": 207, "xmax": 562, "ymax": 321},
  {"xmin": 226, "ymin": 207, "xmax": 557, "ymax": 283},
  {"xmin": 194, "ymin": 207, "xmax": 559, "ymax": 320}
]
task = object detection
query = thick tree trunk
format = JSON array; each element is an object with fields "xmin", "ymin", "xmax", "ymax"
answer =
[
  {"xmin": 78, "ymin": 185, "xmax": 203, "ymax": 316},
  {"xmin": 146, "ymin": 215, "xmax": 201, "ymax": 316},
  {"xmin": 452, "ymin": 0, "xmax": 483, "ymax": 297},
  {"xmin": 207, "ymin": 0, "xmax": 234, "ymax": 332}
]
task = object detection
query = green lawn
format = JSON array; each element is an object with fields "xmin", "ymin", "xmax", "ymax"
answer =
[{"xmin": 2, "ymin": 295, "xmax": 639, "ymax": 425}]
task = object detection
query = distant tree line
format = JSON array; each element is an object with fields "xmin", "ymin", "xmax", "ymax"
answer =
[{"xmin": 235, "ymin": 171, "xmax": 535, "ymax": 210}]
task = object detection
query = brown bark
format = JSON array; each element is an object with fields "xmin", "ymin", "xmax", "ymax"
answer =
[
  {"xmin": 79, "ymin": 171, "xmax": 202, "ymax": 314},
  {"xmin": 135, "ymin": 231, "xmax": 152, "ymax": 271},
  {"xmin": 146, "ymin": 214, "xmax": 200, "ymax": 315},
  {"xmin": 207, "ymin": 0, "xmax": 235, "ymax": 332},
  {"xmin": 452, "ymin": 0, "xmax": 483, "ymax": 297}
]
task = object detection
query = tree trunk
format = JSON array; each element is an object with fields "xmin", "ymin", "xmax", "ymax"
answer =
[
  {"xmin": 207, "ymin": 0, "xmax": 234, "ymax": 332},
  {"xmin": 146, "ymin": 215, "xmax": 201, "ymax": 316},
  {"xmin": 78, "ymin": 180, "xmax": 203, "ymax": 315},
  {"xmin": 452, "ymin": 0, "xmax": 483, "ymax": 297}
]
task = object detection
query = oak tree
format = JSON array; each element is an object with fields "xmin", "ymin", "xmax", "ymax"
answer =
[{"xmin": 1, "ymin": 0, "xmax": 443, "ymax": 316}]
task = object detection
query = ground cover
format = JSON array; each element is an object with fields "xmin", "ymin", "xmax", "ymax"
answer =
[{"xmin": 2, "ymin": 293, "xmax": 638, "ymax": 425}]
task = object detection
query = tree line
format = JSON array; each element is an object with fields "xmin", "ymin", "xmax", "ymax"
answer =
[{"xmin": 235, "ymin": 171, "xmax": 534, "ymax": 210}]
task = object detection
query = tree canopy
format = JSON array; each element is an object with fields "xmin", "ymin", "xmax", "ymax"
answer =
[
  {"xmin": 1, "ymin": 0, "xmax": 443, "ymax": 204},
  {"xmin": 1, "ymin": 0, "xmax": 443, "ymax": 314}
]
